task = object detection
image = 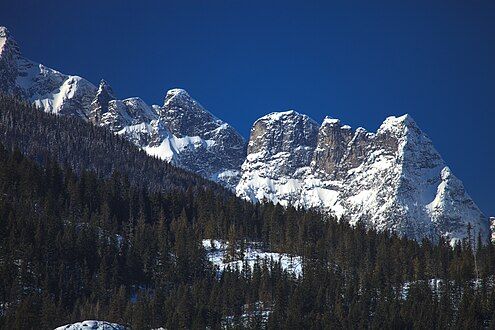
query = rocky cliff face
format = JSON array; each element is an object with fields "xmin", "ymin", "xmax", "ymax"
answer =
[
  {"xmin": 0, "ymin": 27, "xmax": 245, "ymax": 189},
  {"xmin": 312, "ymin": 117, "xmax": 353, "ymax": 176},
  {"xmin": 237, "ymin": 112, "xmax": 488, "ymax": 244},
  {"xmin": 246, "ymin": 111, "xmax": 319, "ymax": 177}
]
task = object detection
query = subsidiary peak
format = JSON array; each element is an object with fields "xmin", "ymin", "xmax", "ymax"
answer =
[
  {"xmin": 0, "ymin": 26, "xmax": 9, "ymax": 38},
  {"xmin": 0, "ymin": 25, "xmax": 20, "ymax": 58}
]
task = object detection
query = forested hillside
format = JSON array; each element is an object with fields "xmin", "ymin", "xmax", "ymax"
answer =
[
  {"xmin": 0, "ymin": 94, "xmax": 227, "ymax": 196},
  {"xmin": 0, "ymin": 139, "xmax": 494, "ymax": 329}
]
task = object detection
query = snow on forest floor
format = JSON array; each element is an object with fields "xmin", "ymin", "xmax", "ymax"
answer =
[
  {"xmin": 54, "ymin": 320, "xmax": 127, "ymax": 330},
  {"xmin": 202, "ymin": 239, "xmax": 303, "ymax": 277},
  {"xmin": 400, "ymin": 277, "xmax": 490, "ymax": 300}
]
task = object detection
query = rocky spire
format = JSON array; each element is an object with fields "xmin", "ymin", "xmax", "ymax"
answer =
[
  {"xmin": 0, "ymin": 26, "xmax": 19, "ymax": 55},
  {"xmin": 89, "ymin": 80, "xmax": 116, "ymax": 123},
  {"xmin": 0, "ymin": 26, "xmax": 21, "ymax": 94}
]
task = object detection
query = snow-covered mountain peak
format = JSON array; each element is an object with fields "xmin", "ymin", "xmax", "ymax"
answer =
[
  {"xmin": 163, "ymin": 88, "xmax": 194, "ymax": 107},
  {"xmin": 159, "ymin": 88, "xmax": 220, "ymax": 134},
  {"xmin": 247, "ymin": 109, "xmax": 319, "ymax": 155},
  {"xmin": 321, "ymin": 116, "xmax": 341, "ymax": 127},
  {"xmin": 0, "ymin": 26, "xmax": 9, "ymax": 47},
  {"xmin": 383, "ymin": 113, "xmax": 413, "ymax": 124},
  {"xmin": 263, "ymin": 109, "xmax": 297, "ymax": 119},
  {"xmin": 166, "ymin": 87, "xmax": 189, "ymax": 98},
  {"xmin": 373, "ymin": 113, "xmax": 435, "ymax": 166},
  {"xmin": 89, "ymin": 80, "xmax": 116, "ymax": 123},
  {"xmin": 0, "ymin": 27, "xmax": 98, "ymax": 117},
  {"xmin": 151, "ymin": 88, "xmax": 246, "ymax": 188},
  {"xmin": 437, "ymin": 166, "xmax": 467, "ymax": 196},
  {"xmin": 378, "ymin": 114, "xmax": 419, "ymax": 136},
  {"xmin": 253, "ymin": 110, "xmax": 316, "ymax": 126},
  {"xmin": 426, "ymin": 165, "xmax": 487, "ymax": 244},
  {"xmin": 0, "ymin": 26, "xmax": 20, "ymax": 61},
  {"xmin": 94, "ymin": 79, "xmax": 115, "ymax": 101},
  {"xmin": 97, "ymin": 79, "xmax": 113, "ymax": 93},
  {"xmin": 159, "ymin": 88, "xmax": 228, "ymax": 134},
  {"xmin": 0, "ymin": 26, "xmax": 12, "ymax": 45}
]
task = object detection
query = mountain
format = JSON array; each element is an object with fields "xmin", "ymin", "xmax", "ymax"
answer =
[
  {"xmin": 236, "ymin": 111, "xmax": 488, "ymax": 244},
  {"xmin": 0, "ymin": 26, "xmax": 488, "ymax": 243},
  {"xmin": 0, "ymin": 27, "xmax": 245, "ymax": 189}
]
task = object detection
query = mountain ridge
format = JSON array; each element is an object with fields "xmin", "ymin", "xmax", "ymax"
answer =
[
  {"xmin": 236, "ymin": 110, "xmax": 488, "ymax": 244},
  {"xmin": 0, "ymin": 26, "xmax": 488, "ymax": 243},
  {"xmin": 0, "ymin": 27, "xmax": 245, "ymax": 189}
]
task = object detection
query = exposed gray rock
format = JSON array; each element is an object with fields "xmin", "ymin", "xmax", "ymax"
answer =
[
  {"xmin": 312, "ymin": 117, "xmax": 353, "ymax": 177},
  {"xmin": 247, "ymin": 110, "xmax": 319, "ymax": 176}
]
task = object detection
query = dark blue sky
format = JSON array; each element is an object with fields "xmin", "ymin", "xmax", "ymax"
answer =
[{"xmin": 2, "ymin": 1, "xmax": 494, "ymax": 214}]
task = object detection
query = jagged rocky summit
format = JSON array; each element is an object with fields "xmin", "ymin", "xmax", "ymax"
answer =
[
  {"xmin": 236, "ymin": 110, "xmax": 489, "ymax": 244},
  {"xmin": 0, "ymin": 27, "xmax": 245, "ymax": 188},
  {"xmin": 0, "ymin": 26, "xmax": 488, "ymax": 243}
]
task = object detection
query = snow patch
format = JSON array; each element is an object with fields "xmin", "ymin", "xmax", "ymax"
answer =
[
  {"xmin": 54, "ymin": 320, "xmax": 126, "ymax": 330},
  {"xmin": 203, "ymin": 239, "xmax": 303, "ymax": 277}
]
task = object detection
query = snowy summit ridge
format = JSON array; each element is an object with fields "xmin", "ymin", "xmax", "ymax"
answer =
[{"xmin": 0, "ymin": 27, "xmax": 487, "ymax": 243}]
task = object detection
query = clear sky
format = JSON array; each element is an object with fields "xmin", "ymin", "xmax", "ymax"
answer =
[{"xmin": 1, "ymin": 0, "xmax": 494, "ymax": 214}]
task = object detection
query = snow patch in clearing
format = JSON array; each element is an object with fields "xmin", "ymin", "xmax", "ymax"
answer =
[
  {"xmin": 54, "ymin": 320, "xmax": 126, "ymax": 330},
  {"xmin": 203, "ymin": 239, "xmax": 303, "ymax": 277}
]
